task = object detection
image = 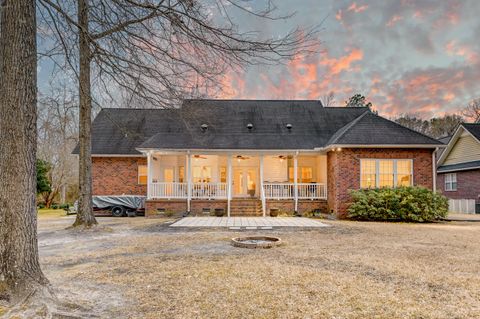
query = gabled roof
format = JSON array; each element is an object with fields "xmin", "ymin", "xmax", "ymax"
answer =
[
  {"xmin": 326, "ymin": 111, "xmax": 442, "ymax": 146},
  {"xmin": 437, "ymin": 123, "xmax": 480, "ymax": 167},
  {"xmin": 462, "ymin": 123, "xmax": 480, "ymax": 140},
  {"xmin": 73, "ymin": 99, "xmax": 442, "ymax": 155}
]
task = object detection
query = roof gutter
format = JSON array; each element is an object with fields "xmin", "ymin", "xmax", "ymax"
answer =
[
  {"xmin": 317, "ymin": 144, "xmax": 445, "ymax": 151},
  {"xmin": 437, "ymin": 166, "xmax": 480, "ymax": 173}
]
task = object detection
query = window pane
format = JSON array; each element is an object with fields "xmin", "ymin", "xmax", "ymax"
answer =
[
  {"xmin": 220, "ymin": 167, "xmax": 226, "ymax": 183},
  {"xmin": 203, "ymin": 166, "xmax": 212, "ymax": 182},
  {"xmin": 301, "ymin": 167, "xmax": 313, "ymax": 183},
  {"xmin": 179, "ymin": 166, "xmax": 184, "ymax": 183},
  {"xmin": 193, "ymin": 167, "xmax": 201, "ymax": 182},
  {"xmin": 452, "ymin": 182, "xmax": 457, "ymax": 190},
  {"xmin": 138, "ymin": 165, "xmax": 147, "ymax": 184},
  {"xmin": 138, "ymin": 175, "xmax": 147, "ymax": 185},
  {"xmin": 361, "ymin": 160, "xmax": 377, "ymax": 188},
  {"xmin": 451, "ymin": 173, "xmax": 457, "ymax": 182},
  {"xmin": 138, "ymin": 165, "xmax": 147, "ymax": 175},
  {"xmin": 397, "ymin": 174, "xmax": 411, "ymax": 186},
  {"xmin": 361, "ymin": 160, "xmax": 376, "ymax": 174},
  {"xmin": 379, "ymin": 160, "xmax": 394, "ymax": 187},
  {"xmin": 361, "ymin": 174, "xmax": 376, "ymax": 188}
]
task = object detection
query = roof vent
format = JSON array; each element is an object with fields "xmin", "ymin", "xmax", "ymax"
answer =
[
  {"xmin": 247, "ymin": 123, "xmax": 254, "ymax": 130},
  {"xmin": 201, "ymin": 123, "xmax": 208, "ymax": 131},
  {"xmin": 286, "ymin": 123, "xmax": 293, "ymax": 130}
]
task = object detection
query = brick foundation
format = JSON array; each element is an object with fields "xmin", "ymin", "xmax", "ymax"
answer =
[
  {"xmin": 92, "ymin": 156, "xmax": 147, "ymax": 195},
  {"xmin": 265, "ymin": 200, "xmax": 327, "ymax": 215},
  {"xmin": 328, "ymin": 148, "xmax": 434, "ymax": 218},
  {"xmin": 145, "ymin": 199, "xmax": 327, "ymax": 217}
]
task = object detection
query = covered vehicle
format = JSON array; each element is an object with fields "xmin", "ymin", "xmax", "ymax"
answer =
[{"xmin": 92, "ymin": 195, "xmax": 146, "ymax": 217}]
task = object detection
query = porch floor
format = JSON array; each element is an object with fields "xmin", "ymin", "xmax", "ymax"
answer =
[{"xmin": 170, "ymin": 217, "xmax": 330, "ymax": 228}]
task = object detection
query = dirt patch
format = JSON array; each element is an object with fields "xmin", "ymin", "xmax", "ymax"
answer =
[{"xmin": 10, "ymin": 216, "xmax": 479, "ymax": 318}]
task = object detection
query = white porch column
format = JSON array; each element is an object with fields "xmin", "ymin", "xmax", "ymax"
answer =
[
  {"xmin": 259, "ymin": 155, "xmax": 266, "ymax": 217},
  {"xmin": 187, "ymin": 152, "xmax": 192, "ymax": 213},
  {"xmin": 147, "ymin": 151, "xmax": 153, "ymax": 199},
  {"xmin": 227, "ymin": 155, "xmax": 232, "ymax": 217},
  {"xmin": 293, "ymin": 152, "xmax": 299, "ymax": 213}
]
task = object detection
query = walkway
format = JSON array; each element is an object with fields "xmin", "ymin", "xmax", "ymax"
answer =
[{"xmin": 170, "ymin": 217, "xmax": 330, "ymax": 228}]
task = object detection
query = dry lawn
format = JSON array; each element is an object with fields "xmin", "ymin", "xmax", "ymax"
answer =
[{"xmin": 32, "ymin": 214, "xmax": 480, "ymax": 318}]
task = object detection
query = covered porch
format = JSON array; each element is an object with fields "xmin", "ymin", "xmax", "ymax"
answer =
[{"xmin": 144, "ymin": 151, "xmax": 327, "ymax": 216}]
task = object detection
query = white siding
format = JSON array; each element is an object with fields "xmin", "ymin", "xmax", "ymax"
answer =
[{"xmin": 264, "ymin": 156, "xmax": 288, "ymax": 182}]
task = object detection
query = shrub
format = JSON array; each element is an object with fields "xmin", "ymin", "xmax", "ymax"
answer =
[
  {"xmin": 347, "ymin": 186, "xmax": 448, "ymax": 222},
  {"xmin": 37, "ymin": 203, "xmax": 45, "ymax": 209},
  {"xmin": 51, "ymin": 204, "xmax": 59, "ymax": 209},
  {"xmin": 59, "ymin": 203, "xmax": 70, "ymax": 210}
]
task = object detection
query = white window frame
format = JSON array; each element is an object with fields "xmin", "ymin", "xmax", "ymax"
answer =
[
  {"xmin": 360, "ymin": 159, "xmax": 413, "ymax": 188},
  {"xmin": 444, "ymin": 173, "xmax": 457, "ymax": 191}
]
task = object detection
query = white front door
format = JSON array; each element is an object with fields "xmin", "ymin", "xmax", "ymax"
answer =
[{"xmin": 233, "ymin": 167, "xmax": 258, "ymax": 197}]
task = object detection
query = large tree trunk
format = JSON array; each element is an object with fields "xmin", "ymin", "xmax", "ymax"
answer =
[
  {"xmin": 0, "ymin": 0, "xmax": 49, "ymax": 301},
  {"xmin": 73, "ymin": 0, "xmax": 97, "ymax": 227}
]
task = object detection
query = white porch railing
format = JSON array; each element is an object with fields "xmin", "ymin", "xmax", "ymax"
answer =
[
  {"xmin": 297, "ymin": 183, "xmax": 327, "ymax": 199},
  {"xmin": 150, "ymin": 182, "xmax": 188, "ymax": 199},
  {"xmin": 191, "ymin": 182, "xmax": 227, "ymax": 199},
  {"xmin": 150, "ymin": 182, "xmax": 326, "ymax": 200},
  {"xmin": 263, "ymin": 183, "xmax": 327, "ymax": 200},
  {"xmin": 149, "ymin": 182, "xmax": 227, "ymax": 199}
]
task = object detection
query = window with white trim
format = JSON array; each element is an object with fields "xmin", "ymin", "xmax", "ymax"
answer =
[
  {"xmin": 360, "ymin": 159, "xmax": 413, "ymax": 188},
  {"xmin": 444, "ymin": 173, "xmax": 457, "ymax": 191},
  {"xmin": 138, "ymin": 165, "xmax": 147, "ymax": 185}
]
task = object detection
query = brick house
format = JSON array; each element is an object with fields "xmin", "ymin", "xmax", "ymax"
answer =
[
  {"xmin": 436, "ymin": 123, "xmax": 480, "ymax": 214},
  {"xmin": 82, "ymin": 100, "xmax": 442, "ymax": 218}
]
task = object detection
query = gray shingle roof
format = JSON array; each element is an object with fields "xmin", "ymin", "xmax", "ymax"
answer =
[
  {"xmin": 438, "ymin": 160, "xmax": 480, "ymax": 173},
  {"xmin": 326, "ymin": 111, "xmax": 442, "ymax": 146},
  {"xmin": 74, "ymin": 99, "xmax": 441, "ymax": 155},
  {"xmin": 463, "ymin": 123, "xmax": 480, "ymax": 141}
]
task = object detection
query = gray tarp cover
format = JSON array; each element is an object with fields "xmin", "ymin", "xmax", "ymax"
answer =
[{"xmin": 92, "ymin": 195, "xmax": 146, "ymax": 209}]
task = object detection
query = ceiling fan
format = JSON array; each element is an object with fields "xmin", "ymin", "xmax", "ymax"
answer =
[
  {"xmin": 235, "ymin": 155, "xmax": 250, "ymax": 161},
  {"xmin": 193, "ymin": 155, "xmax": 207, "ymax": 160}
]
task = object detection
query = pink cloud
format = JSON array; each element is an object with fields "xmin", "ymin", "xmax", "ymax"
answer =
[
  {"xmin": 386, "ymin": 15, "xmax": 403, "ymax": 27},
  {"xmin": 347, "ymin": 2, "xmax": 368, "ymax": 13},
  {"xmin": 320, "ymin": 48, "xmax": 363, "ymax": 75},
  {"xmin": 445, "ymin": 41, "xmax": 479, "ymax": 64}
]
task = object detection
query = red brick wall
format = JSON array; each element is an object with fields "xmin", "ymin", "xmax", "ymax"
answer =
[
  {"xmin": 92, "ymin": 157, "xmax": 147, "ymax": 195},
  {"xmin": 437, "ymin": 169, "xmax": 480, "ymax": 202},
  {"xmin": 266, "ymin": 200, "xmax": 327, "ymax": 215},
  {"xmin": 327, "ymin": 148, "xmax": 434, "ymax": 218}
]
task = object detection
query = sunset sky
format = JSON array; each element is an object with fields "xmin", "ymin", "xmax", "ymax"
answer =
[
  {"xmin": 37, "ymin": 0, "xmax": 480, "ymax": 119},
  {"xmin": 218, "ymin": 0, "xmax": 480, "ymax": 118}
]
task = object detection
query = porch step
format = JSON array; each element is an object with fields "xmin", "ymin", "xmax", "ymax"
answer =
[{"xmin": 230, "ymin": 200, "xmax": 262, "ymax": 216}]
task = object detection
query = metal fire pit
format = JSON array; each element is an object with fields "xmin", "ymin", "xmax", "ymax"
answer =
[{"xmin": 231, "ymin": 236, "xmax": 282, "ymax": 249}]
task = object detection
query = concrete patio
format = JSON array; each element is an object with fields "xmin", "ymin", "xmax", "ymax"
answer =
[{"xmin": 170, "ymin": 217, "xmax": 330, "ymax": 228}]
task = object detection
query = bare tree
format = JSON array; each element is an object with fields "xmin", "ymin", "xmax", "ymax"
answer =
[
  {"xmin": 38, "ymin": 0, "xmax": 319, "ymax": 228},
  {"xmin": 462, "ymin": 98, "xmax": 480, "ymax": 123},
  {"xmin": 394, "ymin": 113, "xmax": 463, "ymax": 139},
  {"xmin": 37, "ymin": 85, "xmax": 79, "ymax": 207},
  {"xmin": 321, "ymin": 91, "xmax": 335, "ymax": 107},
  {"xmin": 0, "ymin": 0, "xmax": 49, "ymax": 303}
]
